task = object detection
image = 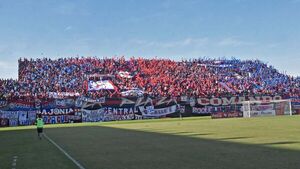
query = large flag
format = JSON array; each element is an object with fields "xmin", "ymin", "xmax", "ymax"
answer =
[{"xmin": 88, "ymin": 80, "xmax": 116, "ymax": 91}]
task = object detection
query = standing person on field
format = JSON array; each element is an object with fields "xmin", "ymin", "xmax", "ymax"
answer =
[{"xmin": 36, "ymin": 115, "xmax": 44, "ymax": 139}]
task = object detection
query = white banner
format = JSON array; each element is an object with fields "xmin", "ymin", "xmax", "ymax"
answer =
[
  {"xmin": 249, "ymin": 104, "xmax": 275, "ymax": 116},
  {"xmin": 82, "ymin": 107, "xmax": 137, "ymax": 122},
  {"xmin": 48, "ymin": 92, "xmax": 80, "ymax": 98},
  {"xmin": 118, "ymin": 71, "xmax": 133, "ymax": 78},
  {"xmin": 250, "ymin": 110, "xmax": 275, "ymax": 117},
  {"xmin": 88, "ymin": 80, "xmax": 115, "ymax": 91},
  {"xmin": 142, "ymin": 105, "xmax": 177, "ymax": 117},
  {"xmin": 251, "ymin": 104, "xmax": 273, "ymax": 111},
  {"xmin": 121, "ymin": 88, "xmax": 144, "ymax": 97}
]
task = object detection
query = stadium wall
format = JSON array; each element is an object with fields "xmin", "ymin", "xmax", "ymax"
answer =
[{"xmin": 0, "ymin": 95, "xmax": 299, "ymax": 127}]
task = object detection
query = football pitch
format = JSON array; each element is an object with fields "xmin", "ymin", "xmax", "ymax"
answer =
[{"xmin": 1, "ymin": 116, "xmax": 300, "ymax": 169}]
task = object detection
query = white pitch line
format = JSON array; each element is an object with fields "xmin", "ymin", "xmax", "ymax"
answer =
[
  {"xmin": 44, "ymin": 134, "xmax": 86, "ymax": 169},
  {"xmin": 11, "ymin": 155, "xmax": 18, "ymax": 169}
]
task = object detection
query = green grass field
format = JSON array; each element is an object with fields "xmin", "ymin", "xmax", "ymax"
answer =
[{"xmin": 1, "ymin": 116, "xmax": 300, "ymax": 169}]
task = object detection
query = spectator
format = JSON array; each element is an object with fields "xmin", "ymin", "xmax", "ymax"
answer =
[{"xmin": 0, "ymin": 57, "xmax": 298, "ymax": 101}]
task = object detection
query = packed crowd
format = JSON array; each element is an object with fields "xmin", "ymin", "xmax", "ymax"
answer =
[{"xmin": 0, "ymin": 57, "xmax": 299, "ymax": 100}]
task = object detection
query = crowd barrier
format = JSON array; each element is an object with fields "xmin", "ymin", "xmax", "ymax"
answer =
[{"xmin": 0, "ymin": 95, "xmax": 299, "ymax": 127}]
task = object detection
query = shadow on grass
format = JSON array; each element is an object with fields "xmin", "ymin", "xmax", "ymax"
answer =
[
  {"xmin": 167, "ymin": 131, "xmax": 214, "ymax": 136},
  {"xmin": 166, "ymin": 131, "xmax": 192, "ymax": 134},
  {"xmin": 218, "ymin": 136, "xmax": 252, "ymax": 140},
  {"xmin": 44, "ymin": 126, "xmax": 300, "ymax": 169},
  {"xmin": 184, "ymin": 133, "xmax": 213, "ymax": 136},
  {"xmin": 263, "ymin": 141, "xmax": 300, "ymax": 145}
]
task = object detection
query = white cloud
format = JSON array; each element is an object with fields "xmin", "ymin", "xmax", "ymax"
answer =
[
  {"xmin": 55, "ymin": 3, "xmax": 77, "ymax": 15},
  {"xmin": 234, "ymin": 0, "xmax": 249, "ymax": 3},
  {"xmin": 53, "ymin": 2, "xmax": 91, "ymax": 16},
  {"xmin": 291, "ymin": 0, "xmax": 300, "ymax": 3},
  {"xmin": 64, "ymin": 26, "xmax": 72, "ymax": 31},
  {"xmin": 266, "ymin": 43, "xmax": 280, "ymax": 48},
  {"xmin": 0, "ymin": 44, "xmax": 9, "ymax": 53},
  {"xmin": 0, "ymin": 60, "xmax": 18, "ymax": 79},
  {"xmin": 130, "ymin": 37, "xmax": 208, "ymax": 48},
  {"xmin": 218, "ymin": 37, "xmax": 254, "ymax": 47},
  {"xmin": 0, "ymin": 61, "xmax": 16, "ymax": 69}
]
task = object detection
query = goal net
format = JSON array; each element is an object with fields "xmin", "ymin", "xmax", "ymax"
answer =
[{"xmin": 242, "ymin": 99, "xmax": 292, "ymax": 118}]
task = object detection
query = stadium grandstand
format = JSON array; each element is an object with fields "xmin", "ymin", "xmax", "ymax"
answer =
[
  {"xmin": 0, "ymin": 56, "xmax": 300, "ymax": 127},
  {"xmin": 1, "ymin": 56, "xmax": 300, "ymax": 168},
  {"xmin": 0, "ymin": 57, "xmax": 299, "ymax": 100}
]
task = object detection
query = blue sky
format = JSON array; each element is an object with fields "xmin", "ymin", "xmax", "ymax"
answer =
[{"xmin": 0, "ymin": 0, "xmax": 299, "ymax": 78}]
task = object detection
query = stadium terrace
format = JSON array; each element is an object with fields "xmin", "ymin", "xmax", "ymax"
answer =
[
  {"xmin": 0, "ymin": 57, "xmax": 299, "ymax": 100},
  {"xmin": 0, "ymin": 57, "xmax": 300, "ymax": 126}
]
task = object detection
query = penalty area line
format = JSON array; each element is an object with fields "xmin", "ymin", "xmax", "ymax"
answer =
[{"xmin": 44, "ymin": 133, "xmax": 86, "ymax": 169}]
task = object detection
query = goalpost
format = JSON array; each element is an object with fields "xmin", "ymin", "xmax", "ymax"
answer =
[{"xmin": 242, "ymin": 99, "xmax": 292, "ymax": 118}]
